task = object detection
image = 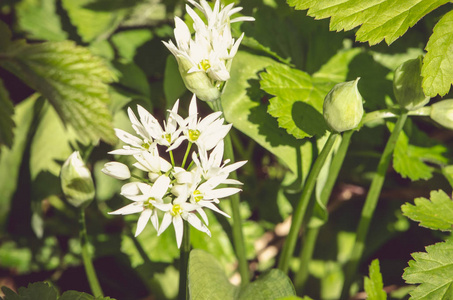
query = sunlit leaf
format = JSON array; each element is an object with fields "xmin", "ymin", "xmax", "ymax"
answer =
[
  {"xmin": 288, "ymin": 0, "xmax": 449, "ymax": 45},
  {"xmin": 422, "ymin": 10, "xmax": 453, "ymax": 97},
  {"xmin": 403, "ymin": 239, "xmax": 453, "ymax": 299},
  {"xmin": 402, "ymin": 190, "xmax": 453, "ymax": 231},
  {"xmin": 111, "ymin": 29, "xmax": 153, "ymax": 62},
  {"xmin": 239, "ymin": 269, "xmax": 296, "ymax": 299},
  {"xmin": 0, "ymin": 40, "xmax": 116, "ymax": 144},
  {"xmin": 364, "ymin": 259, "xmax": 387, "ymax": 300},
  {"xmin": 0, "ymin": 78, "xmax": 14, "ymax": 149}
]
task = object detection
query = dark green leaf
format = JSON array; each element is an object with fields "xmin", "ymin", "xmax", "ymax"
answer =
[
  {"xmin": 403, "ymin": 239, "xmax": 453, "ymax": 299},
  {"xmin": 0, "ymin": 40, "xmax": 116, "ymax": 144},
  {"xmin": 0, "ymin": 78, "xmax": 14, "ymax": 148},
  {"xmin": 422, "ymin": 10, "xmax": 453, "ymax": 97},
  {"xmin": 163, "ymin": 55, "xmax": 186, "ymax": 106},
  {"xmin": 364, "ymin": 259, "xmax": 387, "ymax": 300},
  {"xmin": 239, "ymin": 269, "xmax": 296, "ymax": 299},
  {"xmin": 0, "ymin": 20, "xmax": 12, "ymax": 52},
  {"xmin": 402, "ymin": 190, "xmax": 453, "ymax": 231},
  {"xmin": 16, "ymin": 0, "xmax": 68, "ymax": 41},
  {"xmin": 1, "ymin": 282, "xmax": 57, "ymax": 300},
  {"xmin": 288, "ymin": 0, "xmax": 449, "ymax": 45},
  {"xmin": 111, "ymin": 29, "xmax": 153, "ymax": 62}
]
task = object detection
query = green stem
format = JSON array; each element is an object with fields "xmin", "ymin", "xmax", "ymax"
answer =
[
  {"xmin": 79, "ymin": 209, "xmax": 103, "ymax": 298},
  {"xmin": 294, "ymin": 130, "xmax": 354, "ymax": 291},
  {"xmin": 181, "ymin": 142, "xmax": 192, "ymax": 169},
  {"xmin": 340, "ymin": 112, "xmax": 408, "ymax": 299},
  {"xmin": 179, "ymin": 221, "xmax": 190, "ymax": 300},
  {"xmin": 278, "ymin": 132, "xmax": 339, "ymax": 273},
  {"xmin": 212, "ymin": 97, "xmax": 250, "ymax": 285},
  {"xmin": 169, "ymin": 150, "xmax": 175, "ymax": 167}
]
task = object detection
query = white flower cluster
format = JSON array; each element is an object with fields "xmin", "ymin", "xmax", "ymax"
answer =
[
  {"xmin": 163, "ymin": 0, "xmax": 254, "ymax": 101},
  {"xmin": 103, "ymin": 95, "xmax": 246, "ymax": 248}
]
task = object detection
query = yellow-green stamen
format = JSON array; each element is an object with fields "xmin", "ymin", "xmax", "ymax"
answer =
[
  {"xmin": 193, "ymin": 190, "xmax": 203, "ymax": 202},
  {"xmin": 199, "ymin": 59, "xmax": 211, "ymax": 72},
  {"xmin": 141, "ymin": 141, "xmax": 152, "ymax": 150},
  {"xmin": 163, "ymin": 133, "xmax": 172, "ymax": 144},
  {"xmin": 171, "ymin": 204, "xmax": 182, "ymax": 216},
  {"xmin": 145, "ymin": 197, "xmax": 156, "ymax": 209},
  {"xmin": 188, "ymin": 129, "xmax": 201, "ymax": 142}
]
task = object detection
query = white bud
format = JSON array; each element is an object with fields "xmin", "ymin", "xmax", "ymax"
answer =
[{"xmin": 102, "ymin": 162, "xmax": 131, "ymax": 180}]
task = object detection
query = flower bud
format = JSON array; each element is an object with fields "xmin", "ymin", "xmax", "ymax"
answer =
[
  {"xmin": 60, "ymin": 151, "xmax": 95, "ymax": 208},
  {"xmin": 430, "ymin": 100, "xmax": 453, "ymax": 130},
  {"xmin": 393, "ymin": 56, "xmax": 430, "ymax": 110},
  {"xmin": 176, "ymin": 55, "xmax": 220, "ymax": 102},
  {"xmin": 323, "ymin": 78, "xmax": 364, "ymax": 132},
  {"xmin": 102, "ymin": 162, "xmax": 131, "ymax": 180}
]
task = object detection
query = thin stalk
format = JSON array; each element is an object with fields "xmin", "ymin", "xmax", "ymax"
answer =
[
  {"xmin": 79, "ymin": 209, "xmax": 103, "ymax": 298},
  {"xmin": 181, "ymin": 142, "xmax": 193, "ymax": 168},
  {"xmin": 212, "ymin": 97, "xmax": 250, "ymax": 285},
  {"xmin": 169, "ymin": 150, "xmax": 175, "ymax": 167},
  {"xmin": 179, "ymin": 221, "xmax": 190, "ymax": 300},
  {"xmin": 294, "ymin": 130, "xmax": 354, "ymax": 291},
  {"xmin": 340, "ymin": 112, "xmax": 408, "ymax": 299},
  {"xmin": 278, "ymin": 132, "xmax": 339, "ymax": 273}
]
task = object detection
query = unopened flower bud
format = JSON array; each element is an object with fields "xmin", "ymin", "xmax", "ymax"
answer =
[
  {"xmin": 60, "ymin": 151, "xmax": 95, "ymax": 208},
  {"xmin": 393, "ymin": 56, "xmax": 430, "ymax": 110},
  {"xmin": 102, "ymin": 162, "xmax": 131, "ymax": 180},
  {"xmin": 430, "ymin": 100, "xmax": 453, "ymax": 130},
  {"xmin": 176, "ymin": 55, "xmax": 220, "ymax": 102},
  {"xmin": 323, "ymin": 78, "xmax": 364, "ymax": 132}
]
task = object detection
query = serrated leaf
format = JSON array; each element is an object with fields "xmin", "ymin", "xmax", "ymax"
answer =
[
  {"xmin": 403, "ymin": 239, "xmax": 453, "ymax": 299},
  {"xmin": 1, "ymin": 282, "xmax": 57, "ymax": 300},
  {"xmin": 364, "ymin": 259, "xmax": 387, "ymax": 300},
  {"xmin": 288, "ymin": 0, "xmax": 449, "ymax": 45},
  {"xmin": 422, "ymin": 10, "xmax": 453, "ymax": 97},
  {"xmin": 260, "ymin": 63, "xmax": 330, "ymax": 139},
  {"xmin": 61, "ymin": 0, "xmax": 133, "ymax": 43},
  {"xmin": 16, "ymin": 0, "xmax": 68, "ymax": 41},
  {"xmin": 0, "ymin": 78, "xmax": 14, "ymax": 149},
  {"xmin": 0, "ymin": 40, "xmax": 116, "ymax": 144},
  {"xmin": 402, "ymin": 190, "xmax": 453, "ymax": 231}
]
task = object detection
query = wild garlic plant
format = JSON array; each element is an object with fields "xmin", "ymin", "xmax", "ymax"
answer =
[{"xmin": 102, "ymin": 95, "xmax": 246, "ymax": 248}]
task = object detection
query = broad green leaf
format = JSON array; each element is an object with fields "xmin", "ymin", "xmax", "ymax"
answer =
[
  {"xmin": 111, "ymin": 29, "xmax": 153, "ymax": 62},
  {"xmin": 239, "ymin": 269, "xmax": 296, "ymax": 299},
  {"xmin": 261, "ymin": 64, "xmax": 330, "ymax": 139},
  {"xmin": 163, "ymin": 55, "xmax": 186, "ymax": 106},
  {"xmin": 0, "ymin": 20, "xmax": 12, "ymax": 52},
  {"xmin": 403, "ymin": 239, "xmax": 453, "ymax": 299},
  {"xmin": 188, "ymin": 249, "xmax": 238, "ymax": 300},
  {"xmin": 288, "ymin": 0, "xmax": 449, "ymax": 45},
  {"xmin": 0, "ymin": 78, "xmax": 14, "ymax": 149},
  {"xmin": 0, "ymin": 95, "xmax": 40, "ymax": 229},
  {"xmin": 391, "ymin": 121, "xmax": 447, "ymax": 181},
  {"xmin": 442, "ymin": 165, "xmax": 453, "ymax": 189},
  {"xmin": 364, "ymin": 259, "xmax": 387, "ymax": 300},
  {"xmin": 401, "ymin": 190, "xmax": 453, "ymax": 231},
  {"xmin": 1, "ymin": 282, "xmax": 57, "ymax": 300},
  {"xmin": 422, "ymin": 10, "xmax": 453, "ymax": 97},
  {"xmin": 221, "ymin": 51, "xmax": 313, "ymax": 177},
  {"xmin": 111, "ymin": 61, "xmax": 151, "ymax": 100},
  {"xmin": 16, "ymin": 0, "xmax": 67, "ymax": 41},
  {"xmin": 0, "ymin": 40, "xmax": 116, "ymax": 144},
  {"xmin": 61, "ymin": 0, "xmax": 133, "ymax": 43}
]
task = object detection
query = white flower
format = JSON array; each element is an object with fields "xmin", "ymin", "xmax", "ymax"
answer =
[
  {"xmin": 109, "ymin": 175, "xmax": 171, "ymax": 237},
  {"xmin": 109, "ymin": 107, "xmax": 155, "ymax": 156},
  {"xmin": 192, "ymin": 140, "xmax": 246, "ymax": 183},
  {"xmin": 102, "ymin": 162, "xmax": 131, "ymax": 180},
  {"xmin": 132, "ymin": 148, "xmax": 172, "ymax": 181},
  {"xmin": 154, "ymin": 199, "xmax": 210, "ymax": 248},
  {"xmin": 169, "ymin": 95, "xmax": 232, "ymax": 151}
]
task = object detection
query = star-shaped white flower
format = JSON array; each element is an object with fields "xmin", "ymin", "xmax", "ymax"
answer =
[
  {"xmin": 108, "ymin": 175, "xmax": 170, "ymax": 237},
  {"xmin": 133, "ymin": 148, "xmax": 172, "ymax": 181}
]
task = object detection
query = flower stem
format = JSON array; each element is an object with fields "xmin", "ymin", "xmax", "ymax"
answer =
[
  {"xmin": 179, "ymin": 221, "xmax": 190, "ymax": 300},
  {"xmin": 79, "ymin": 209, "xmax": 103, "ymax": 298},
  {"xmin": 340, "ymin": 112, "xmax": 408, "ymax": 298},
  {"xmin": 212, "ymin": 97, "xmax": 250, "ymax": 285},
  {"xmin": 169, "ymin": 150, "xmax": 176, "ymax": 167},
  {"xmin": 294, "ymin": 130, "xmax": 354, "ymax": 291},
  {"xmin": 278, "ymin": 132, "xmax": 339, "ymax": 274},
  {"xmin": 181, "ymin": 142, "xmax": 193, "ymax": 168}
]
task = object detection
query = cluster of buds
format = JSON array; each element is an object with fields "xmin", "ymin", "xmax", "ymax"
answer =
[
  {"xmin": 163, "ymin": 0, "xmax": 254, "ymax": 101},
  {"xmin": 102, "ymin": 95, "xmax": 246, "ymax": 248}
]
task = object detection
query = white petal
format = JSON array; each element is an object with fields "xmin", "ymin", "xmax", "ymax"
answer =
[
  {"xmin": 204, "ymin": 187, "xmax": 241, "ymax": 200},
  {"xmin": 201, "ymin": 202, "xmax": 230, "ymax": 218},
  {"xmin": 150, "ymin": 175, "xmax": 171, "ymax": 199},
  {"xmin": 109, "ymin": 202, "xmax": 143, "ymax": 215},
  {"xmin": 189, "ymin": 94, "xmax": 198, "ymax": 117},
  {"xmin": 102, "ymin": 162, "xmax": 131, "ymax": 180},
  {"xmin": 121, "ymin": 182, "xmax": 141, "ymax": 196},
  {"xmin": 158, "ymin": 213, "xmax": 172, "ymax": 235},
  {"xmin": 135, "ymin": 209, "xmax": 152, "ymax": 237},
  {"xmin": 114, "ymin": 128, "xmax": 142, "ymax": 147},
  {"xmin": 174, "ymin": 17, "xmax": 191, "ymax": 49},
  {"xmin": 186, "ymin": 213, "xmax": 209, "ymax": 235},
  {"xmin": 150, "ymin": 210, "xmax": 159, "ymax": 231},
  {"xmin": 108, "ymin": 148, "xmax": 142, "ymax": 156},
  {"xmin": 173, "ymin": 215, "xmax": 184, "ymax": 248},
  {"xmin": 230, "ymin": 16, "xmax": 255, "ymax": 23},
  {"xmin": 197, "ymin": 208, "xmax": 209, "ymax": 225}
]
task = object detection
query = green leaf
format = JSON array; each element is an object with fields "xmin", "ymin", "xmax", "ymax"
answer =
[
  {"xmin": 403, "ymin": 239, "xmax": 453, "ymax": 299},
  {"xmin": 1, "ymin": 282, "xmax": 57, "ymax": 300},
  {"xmin": 61, "ymin": 0, "xmax": 133, "ymax": 43},
  {"xmin": 221, "ymin": 51, "xmax": 313, "ymax": 176},
  {"xmin": 0, "ymin": 78, "xmax": 14, "ymax": 149},
  {"xmin": 0, "ymin": 20, "xmax": 12, "ymax": 52},
  {"xmin": 364, "ymin": 259, "xmax": 387, "ymax": 300},
  {"xmin": 422, "ymin": 10, "xmax": 453, "ymax": 97},
  {"xmin": 163, "ymin": 55, "xmax": 186, "ymax": 106},
  {"xmin": 288, "ymin": 0, "xmax": 449, "ymax": 45},
  {"xmin": 15, "ymin": 0, "xmax": 68, "ymax": 41},
  {"xmin": 111, "ymin": 29, "xmax": 153, "ymax": 62},
  {"xmin": 0, "ymin": 40, "xmax": 116, "ymax": 144},
  {"xmin": 260, "ymin": 64, "xmax": 329, "ymax": 139},
  {"xmin": 239, "ymin": 269, "xmax": 296, "ymax": 299},
  {"xmin": 188, "ymin": 249, "xmax": 238, "ymax": 300},
  {"xmin": 188, "ymin": 249, "xmax": 296, "ymax": 300},
  {"xmin": 401, "ymin": 190, "xmax": 453, "ymax": 231}
]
